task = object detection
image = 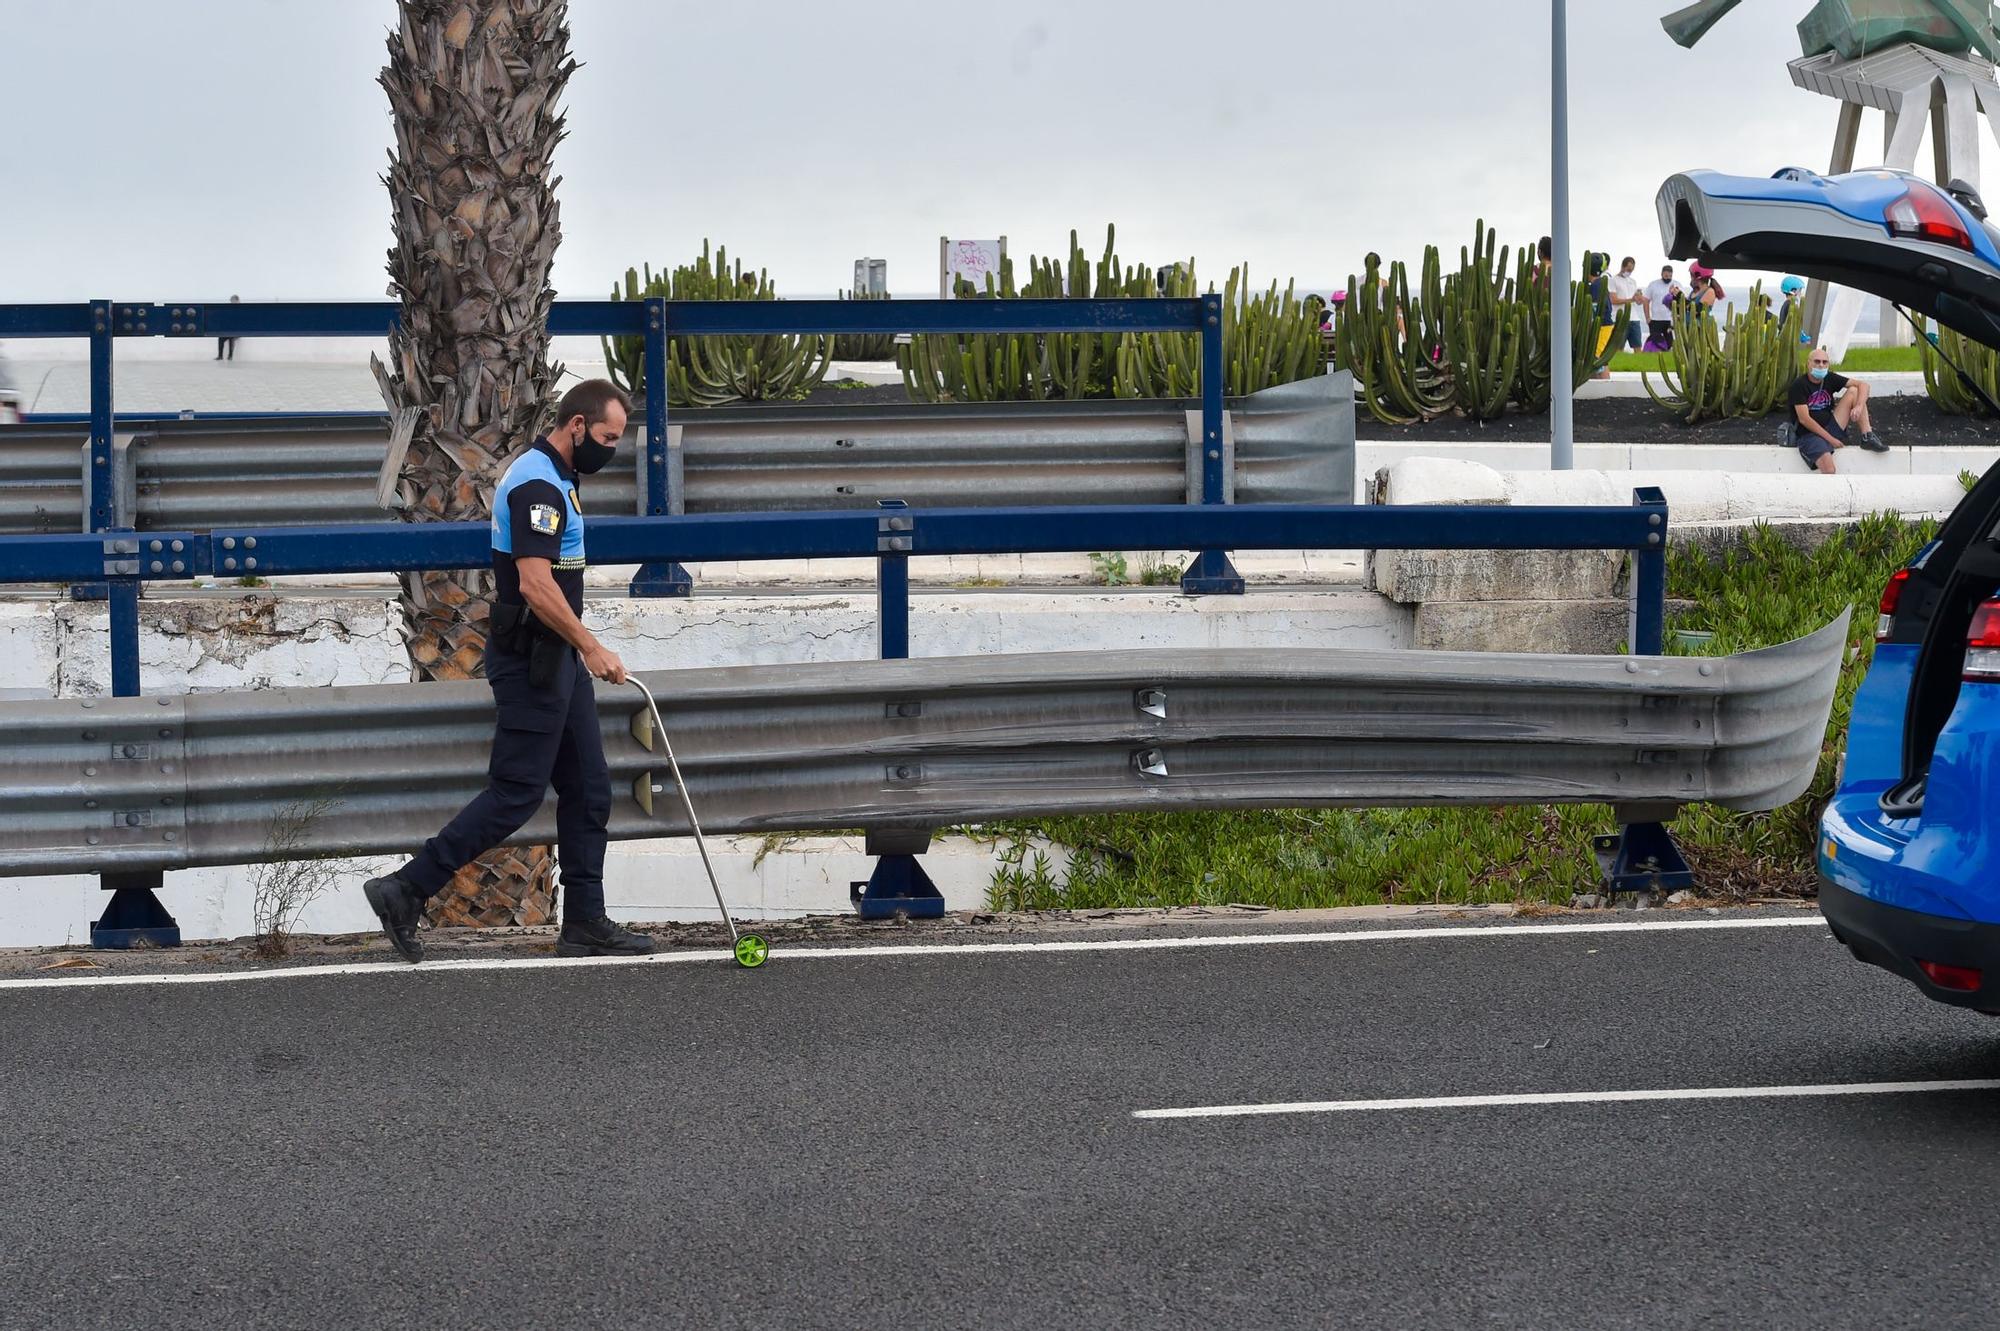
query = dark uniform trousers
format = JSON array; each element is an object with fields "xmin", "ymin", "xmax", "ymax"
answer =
[{"xmin": 400, "ymin": 638, "xmax": 612, "ymax": 919}]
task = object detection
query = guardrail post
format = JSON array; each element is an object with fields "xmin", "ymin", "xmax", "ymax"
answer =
[
  {"xmin": 1181, "ymin": 292, "xmax": 1243, "ymax": 595},
  {"xmin": 851, "ymin": 499, "xmax": 943, "ymax": 919},
  {"xmin": 85, "ymin": 301, "xmax": 180, "ymax": 948},
  {"xmin": 876, "ymin": 498, "xmax": 911, "ymax": 660},
  {"xmin": 629, "ymin": 296, "xmax": 693, "ymax": 599},
  {"xmin": 1629, "ymin": 486, "xmax": 1667, "ymax": 657},
  {"xmin": 1592, "ymin": 485, "xmax": 1690, "ymax": 903}
]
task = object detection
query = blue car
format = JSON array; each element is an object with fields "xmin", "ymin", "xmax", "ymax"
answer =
[{"xmin": 1661, "ymin": 165, "xmax": 2000, "ymax": 1011}]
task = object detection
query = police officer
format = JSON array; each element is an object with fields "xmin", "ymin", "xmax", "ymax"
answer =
[{"xmin": 361, "ymin": 379, "xmax": 652, "ymax": 962}]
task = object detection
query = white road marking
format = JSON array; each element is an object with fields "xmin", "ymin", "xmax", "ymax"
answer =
[
  {"xmin": 0, "ymin": 913, "xmax": 1827, "ymax": 994},
  {"xmin": 1134, "ymin": 1079, "xmax": 2000, "ymax": 1120}
]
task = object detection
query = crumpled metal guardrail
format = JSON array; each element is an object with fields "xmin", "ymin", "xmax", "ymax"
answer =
[
  {"xmin": 0, "ymin": 613, "xmax": 1848, "ymax": 877},
  {"xmin": 0, "ymin": 376, "xmax": 1351, "ymax": 534}
]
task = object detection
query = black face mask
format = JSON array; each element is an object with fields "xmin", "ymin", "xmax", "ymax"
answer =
[{"xmin": 572, "ymin": 432, "xmax": 617, "ymax": 475}]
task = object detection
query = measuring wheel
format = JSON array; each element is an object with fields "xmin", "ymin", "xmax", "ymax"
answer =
[{"xmin": 733, "ymin": 933, "xmax": 770, "ymax": 969}]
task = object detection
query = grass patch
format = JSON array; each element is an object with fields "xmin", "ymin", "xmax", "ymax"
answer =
[
  {"xmin": 986, "ymin": 514, "xmax": 1936, "ymax": 911},
  {"xmin": 1609, "ymin": 345, "xmax": 1921, "ymax": 375},
  {"xmin": 1827, "ymin": 346, "xmax": 1923, "ymax": 373}
]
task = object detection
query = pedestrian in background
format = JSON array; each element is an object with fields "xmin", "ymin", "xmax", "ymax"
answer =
[
  {"xmin": 1688, "ymin": 264, "xmax": 1724, "ymax": 315},
  {"xmin": 1643, "ymin": 264, "xmax": 1681, "ymax": 352},
  {"xmin": 1586, "ymin": 253, "xmax": 1615, "ymax": 379},
  {"xmin": 1608, "ymin": 257, "xmax": 1643, "ymax": 351},
  {"xmin": 1777, "ymin": 274, "xmax": 1812, "ymax": 343},
  {"xmin": 215, "ymin": 294, "xmax": 240, "ymax": 361}
]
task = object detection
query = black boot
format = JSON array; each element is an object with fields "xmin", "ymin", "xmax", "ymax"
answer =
[
  {"xmin": 557, "ymin": 915, "xmax": 655, "ymax": 957},
  {"xmin": 362, "ymin": 873, "xmax": 427, "ymax": 964}
]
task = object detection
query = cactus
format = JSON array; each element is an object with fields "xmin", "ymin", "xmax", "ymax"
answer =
[
  {"xmin": 603, "ymin": 242, "xmax": 833, "ymax": 407},
  {"xmin": 1513, "ymin": 250, "xmax": 1626, "ymax": 414},
  {"xmin": 1437, "ymin": 223, "xmax": 1525, "ymax": 421},
  {"xmin": 1337, "ymin": 224, "xmax": 1621, "ymax": 424},
  {"xmin": 900, "ymin": 225, "xmax": 1324, "ymax": 404},
  {"xmin": 1641, "ymin": 284, "xmax": 1802, "ymax": 423},
  {"xmin": 1921, "ymin": 318, "xmax": 2000, "ymax": 416},
  {"xmin": 833, "ymin": 291, "xmax": 897, "ymax": 362},
  {"xmin": 1334, "ymin": 252, "xmax": 1451, "ymax": 424}
]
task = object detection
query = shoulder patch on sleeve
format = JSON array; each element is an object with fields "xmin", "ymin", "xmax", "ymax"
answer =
[{"xmin": 528, "ymin": 503, "xmax": 561, "ymax": 536}]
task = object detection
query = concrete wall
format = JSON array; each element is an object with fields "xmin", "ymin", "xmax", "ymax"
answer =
[{"xmin": 1368, "ymin": 459, "xmax": 1966, "ymax": 653}]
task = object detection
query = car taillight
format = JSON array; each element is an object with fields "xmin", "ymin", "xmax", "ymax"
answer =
[
  {"xmin": 1886, "ymin": 181, "xmax": 1975, "ymax": 250},
  {"xmin": 1877, "ymin": 568, "xmax": 1912, "ymax": 641},
  {"xmin": 1965, "ymin": 600, "xmax": 2000, "ymax": 680},
  {"xmin": 1918, "ymin": 959, "xmax": 1983, "ymax": 992}
]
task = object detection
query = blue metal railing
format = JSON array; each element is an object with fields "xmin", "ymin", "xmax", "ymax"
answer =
[
  {"xmin": 2, "ymin": 294, "xmax": 1236, "ymax": 599},
  {"xmin": 0, "ymin": 295, "xmax": 1671, "ymax": 698}
]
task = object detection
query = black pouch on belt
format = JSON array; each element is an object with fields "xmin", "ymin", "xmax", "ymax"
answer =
[
  {"xmin": 490, "ymin": 601, "xmax": 535, "ymax": 656},
  {"xmin": 527, "ymin": 632, "xmax": 568, "ymax": 689}
]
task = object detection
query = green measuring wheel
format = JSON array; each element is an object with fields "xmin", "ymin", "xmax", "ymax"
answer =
[{"xmin": 732, "ymin": 933, "xmax": 769, "ymax": 969}]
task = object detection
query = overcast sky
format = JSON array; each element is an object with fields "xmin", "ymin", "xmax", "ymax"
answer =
[{"xmin": 6, "ymin": 0, "xmax": 1994, "ymax": 309}]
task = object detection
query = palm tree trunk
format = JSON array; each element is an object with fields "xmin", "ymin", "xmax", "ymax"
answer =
[{"xmin": 373, "ymin": 0, "xmax": 575, "ymax": 927}]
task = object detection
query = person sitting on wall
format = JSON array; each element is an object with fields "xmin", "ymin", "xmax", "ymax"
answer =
[{"xmin": 1790, "ymin": 345, "xmax": 1888, "ymax": 473}]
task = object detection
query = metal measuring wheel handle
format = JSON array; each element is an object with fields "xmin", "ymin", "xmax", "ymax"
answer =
[{"xmin": 627, "ymin": 677, "xmax": 772, "ymax": 969}]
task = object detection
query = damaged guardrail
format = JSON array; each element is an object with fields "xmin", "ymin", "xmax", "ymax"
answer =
[
  {"xmin": 0, "ymin": 376, "xmax": 1352, "ymax": 534},
  {"xmin": 0, "ymin": 617, "xmax": 1848, "ymax": 879}
]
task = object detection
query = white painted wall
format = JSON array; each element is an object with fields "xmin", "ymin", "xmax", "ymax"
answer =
[
  {"xmin": 1358, "ymin": 439, "xmax": 2000, "ymax": 479},
  {"xmin": 0, "ymin": 834, "xmax": 1045, "ymax": 951}
]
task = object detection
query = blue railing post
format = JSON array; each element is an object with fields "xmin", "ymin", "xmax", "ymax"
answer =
[
  {"xmin": 875, "ymin": 498, "xmax": 911, "ymax": 661},
  {"xmin": 1592, "ymin": 484, "xmax": 1690, "ymax": 902},
  {"xmin": 1180, "ymin": 291, "xmax": 1243, "ymax": 595},
  {"xmin": 850, "ymin": 498, "xmax": 943, "ymax": 920},
  {"xmin": 628, "ymin": 295, "xmax": 693, "ymax": 598},
  {"xmin": 1630, "ymin": 485, "xmax": 1667, "ymax": 656},
  {"xmin": 93, "ymin": 303, "xmax": 142, "ymax": 698},
  {"xmin": 87, "ymin": 300, "xmax": 180, "ymax": 948},
  {"xmin": 88, "ymin": 301, "xmax": 116, "ymax": 535}
]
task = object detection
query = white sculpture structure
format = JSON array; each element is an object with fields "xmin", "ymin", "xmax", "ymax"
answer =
[{"xmin": 1793, "ymin": 43, "xmax": 2000, "ymax": 356}]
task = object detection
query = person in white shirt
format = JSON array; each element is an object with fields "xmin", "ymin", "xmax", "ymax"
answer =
[
  {"xmin": 1608, "ymin": 257, "xmax": 1643, "ymax": 352},
  {"xmin": 1642, "ymin": 264, "xmax": 1682, "ymax": 352}
]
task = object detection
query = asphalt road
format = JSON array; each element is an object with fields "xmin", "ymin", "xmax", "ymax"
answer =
[{"xmin": 5, "ymin": 910, "xmax": 2000, "ymax": 1330}]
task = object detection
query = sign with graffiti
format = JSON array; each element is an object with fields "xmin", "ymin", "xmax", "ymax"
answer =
[{"xmin": 940, "ymin": 237, "xmax": 1006, "ymax": 297}]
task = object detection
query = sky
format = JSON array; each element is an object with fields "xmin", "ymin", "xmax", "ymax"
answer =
[{"xmin": 4, "ymin": 0, "xmax": 1993, "ymax": 314}]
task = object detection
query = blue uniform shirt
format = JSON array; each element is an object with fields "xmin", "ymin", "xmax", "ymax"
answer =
[{"xmin": 492, "ymin": 438, "xmax": 586, "ymax": 613}]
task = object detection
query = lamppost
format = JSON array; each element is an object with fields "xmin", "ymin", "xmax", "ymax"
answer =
[{"xmin": 1552, "ymin": 0, "xmax": 1574, "ymax": 470}]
